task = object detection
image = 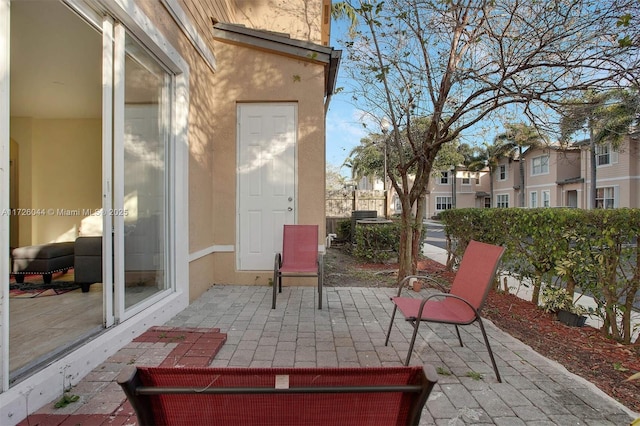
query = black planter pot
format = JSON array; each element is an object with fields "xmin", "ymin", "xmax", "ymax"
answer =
[{"xmin": 557, "ymin": 309, "xmax": 587, "ymax": 327}]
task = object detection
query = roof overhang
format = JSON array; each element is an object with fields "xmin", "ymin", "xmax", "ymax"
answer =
[
  {"xmin": 212, "ymin": 22, "xmax": 341, "ymax": 112},
  {"xmin": 557, "ymin": 177, "xmax": 584, "ymax": 185}
]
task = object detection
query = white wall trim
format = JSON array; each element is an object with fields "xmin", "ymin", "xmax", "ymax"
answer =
[
  {"xmin": 189, "ymin": 245, "xmax": 235, "ymax": 262},
  {"xmin": 160, "ymin": 0, "xmax": 216, "ymax": 72}
]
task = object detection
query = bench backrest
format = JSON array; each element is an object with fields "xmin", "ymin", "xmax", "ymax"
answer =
[{"xmin": 118, "ymin": 365, "xmax": 438, "ymax": 426}]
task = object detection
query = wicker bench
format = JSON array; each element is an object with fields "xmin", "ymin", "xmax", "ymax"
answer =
[
  {"xmin": 11, "ymin": 242, "xmax": 74, "ymax": 284},
  {"xmin": 117, "ymin": 365, "xmax": 438, "ymax": 426}
]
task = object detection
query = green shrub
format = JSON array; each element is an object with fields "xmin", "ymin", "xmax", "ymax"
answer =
[
  {"xmin": 337, "ymin": 220, "xmax": 351, "ymax": 241},
  {"xmin": 352, "ymin": 221, "xmax": 401, "ymax": 263}
]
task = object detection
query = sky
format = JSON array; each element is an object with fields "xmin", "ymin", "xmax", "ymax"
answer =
[{"xmin": 325, "ymin": 20, "xmax": 369, "ymax": 179}]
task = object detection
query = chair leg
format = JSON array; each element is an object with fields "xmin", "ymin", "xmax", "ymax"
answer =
[
  {"xmin": 404, "ymin": 319, "xmax": 421, "ymax": 366},
  {"xmin": 454, "ymin": 325, "xmax": 464, "ymax": 347},
  {"xmin": 384, "ymin": 305, "xmax": 398, "ymax": 346},
  {"xmin": 477, "ymin": 317, "xmax": 502, "ymax": 383},
  {"xmin": 318, "ymin": 256, "xmax": 324, "ymax": 310},
  {"xmin": 272, "ymin": 272, "xmax": 278, "ymax": 309}
]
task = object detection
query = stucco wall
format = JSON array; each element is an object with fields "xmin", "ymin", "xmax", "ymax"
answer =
[
  {"xmin": 137, "ymin": 1, "xmax": 327, "ymax": 298},
  {"xmin": 206, "ymin": 40, "xmax": 326, "ymax": 289},
  {"xmin": 234, "ymin": 0, "xmax": 325, "ymax": 44}
]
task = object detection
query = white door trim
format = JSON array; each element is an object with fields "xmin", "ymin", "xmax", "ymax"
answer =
[{"xmin": 236, "ymin": 102, "xmax": 297, "ymax": 271}]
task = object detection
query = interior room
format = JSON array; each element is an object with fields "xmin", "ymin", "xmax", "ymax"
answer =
[{"xmin": 8, "ymin": 0, "xmax": 103, "ymax": 384}]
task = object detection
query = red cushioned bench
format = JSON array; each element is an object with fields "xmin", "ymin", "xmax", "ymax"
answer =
[{"xmin": 117, "ymin": 365, "xmax": 438, "ymax": 426}]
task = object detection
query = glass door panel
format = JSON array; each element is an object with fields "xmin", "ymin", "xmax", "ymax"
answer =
[{"xmin": 122, "ymin": 32, "xmax": 170, "ymax": 309}]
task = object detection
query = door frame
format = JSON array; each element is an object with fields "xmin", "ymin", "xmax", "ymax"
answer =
[{"xmin": 236, "ymin": 102, "xmax": 298, "ymax": 271}]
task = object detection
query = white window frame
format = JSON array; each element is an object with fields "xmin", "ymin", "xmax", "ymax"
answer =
[
  {"xmin": 462, "ymin": 172, "xmax": 470, "ymax": 185},
  {"xmin": 595, "ymin": 186, "xmax": 617, "ymax": 209},
  {"xmin": 542, "ymin": 190, "xmax": 550, "ymax": 207},
  {"xmin": 496, "ymin": 194, "xmax": 509, "ymax": 208},
  {"xmin": 595, "ymin": 144, "xmax": 618, "ymax": 167},
  {"xmin": 435, "ymin": 196, "xmax": 452, "ymax": 211},
  {"xmin": 498, "ymin": 165, "xmax": 507, "ymax": 181},
  {"xmin": 530, "ymin": 191, "xmax": 538, "ymax": 208},
  {"xmin": 531, "ymin": 155, "xmax": 549, "ymax": 176},
  {"xmin": 439, "ymin": 171, "xmax": 450, "ymax": 185}
]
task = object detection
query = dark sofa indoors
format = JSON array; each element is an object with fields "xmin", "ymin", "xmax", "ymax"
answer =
[{"xmin": 74, "ymin": 236, "xmax": 102, "ymax": 292}]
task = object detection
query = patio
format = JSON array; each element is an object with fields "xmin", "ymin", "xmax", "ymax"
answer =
[{"xmin": 21, "ymin": 284, "xmax": 638, "ymax": 425}]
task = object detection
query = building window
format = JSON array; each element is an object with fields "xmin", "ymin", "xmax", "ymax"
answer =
[
  {"xmin": 542, "ymin": 190, "xmax": 550, "ymax": 207},
  {"xmin": 530, "ymin": 191, "xmax": 538, "ymax": 208},
  {"xmin": 496, "ymin": 194, "xmax": 509, "ymax": 208},
  {"xmin": 595, "ymin": 144, "xmax": 610, "ymax": 166},
  {"xmin": 475, "ymin": 173, "xmax": 480, "ymax": 184},
  {"xmin": 484, "ymin": 197, "xmax": 490, "ymax": 208},
  {"xmin": 595, "ymin": 187, "xmax": 615, "ymax": 209},
  {"xmin": 436, "ymin": 196, "xmax": 452, "ymax": 211},
  {"xmin": 531, "ymin": 155, "xmax": 549, "ymax": 175},
  {"xmin": 498, "ymin": 165, "xmax": 507, "ymax": 181},
  {"xmin": 462, "ymin": 172, "xmax": 470, "ymax": 185},
  {"xmin": 439, "ymin": 171, "xmax": 449, "ymax": 185}
]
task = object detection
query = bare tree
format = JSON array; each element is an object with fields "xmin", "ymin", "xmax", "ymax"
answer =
[{"xmin": 334, "ymin": 0, "xmax": 640, "ymax": 280}]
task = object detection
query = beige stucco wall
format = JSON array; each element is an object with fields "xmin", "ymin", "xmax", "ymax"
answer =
[
  {"xmin": 137, "ymin": 1, "xmax": 327, "ymax": 299},
  {"xmin": 207, "ymin": 40, "xmax": 327, "ymax": 289},
  {"xmin": 9, "ymin": 117, "xmax": 101, "ymax": 246},
  {"xmin": 234, "ymin": 0, "xmax": 325, "ymax": 43}
]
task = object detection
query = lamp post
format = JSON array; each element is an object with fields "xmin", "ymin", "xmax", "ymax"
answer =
[
  {"xmin": 381, "ymin": 118, "xmax": 391, "ymax": 218},
  {"xmin": 450, "ymin": 165, "xmax": 457, "ymax": 209}
]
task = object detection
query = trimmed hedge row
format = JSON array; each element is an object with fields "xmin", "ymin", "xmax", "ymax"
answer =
[{"xmin": 440, "ymin": 208, "xmax": 640, "ymax": 345}]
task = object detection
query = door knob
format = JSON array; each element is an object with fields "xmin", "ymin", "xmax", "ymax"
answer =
[{"xmin": 288, "ymin": 207, "xmax": 293, "ymax": 211}]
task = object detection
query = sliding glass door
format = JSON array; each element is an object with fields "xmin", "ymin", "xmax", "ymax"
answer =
[{"xmin": 111, "ymin": 25, "xmax": 172, "ymax": 320}]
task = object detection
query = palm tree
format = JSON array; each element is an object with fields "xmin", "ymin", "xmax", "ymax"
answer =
[
  {"xmin": 560, "ymin": 89, "xmax": 639, "ymax": 209},
  {"xmin": 468, "ymin": 141, "xmax": 517, "ymax": 207},
  {"xmin": 494, "ymin": 124, "xmax": 547, "ymax": 207}
]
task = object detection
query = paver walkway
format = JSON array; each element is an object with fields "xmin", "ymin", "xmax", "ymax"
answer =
[{"xmin": 20, "ymin": 284, "xmax": 638, "ymax": 425}]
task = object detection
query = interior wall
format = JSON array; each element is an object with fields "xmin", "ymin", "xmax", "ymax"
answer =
[{"xmin": 9, "ymin": 117, "xmax": 101, "ymax": 245}]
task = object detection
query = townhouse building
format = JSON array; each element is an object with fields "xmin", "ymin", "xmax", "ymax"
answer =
[{"xmin": 424, "ymin": 133, "xmax": 639, "ymax": 217}]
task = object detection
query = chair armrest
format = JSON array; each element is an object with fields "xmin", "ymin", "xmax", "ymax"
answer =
[
  {"xmin": 414, "ymin": 292, "xmax": 481, "ymax": 323},
  {"xmin": 395, "ymin": 274, "xmax": 449, "ymax": 297}
]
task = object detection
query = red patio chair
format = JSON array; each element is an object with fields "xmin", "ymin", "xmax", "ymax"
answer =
[
  {"xmin": 117, "ymin": 365, "xmax": 439, "ymax": 426},
  {"xmin": 273, "ymin": 224, "xmax": 324, "ymax": 309},
  {"xmin": 385, "ymin": 240, "xmax": 505, "ymax": 382}
]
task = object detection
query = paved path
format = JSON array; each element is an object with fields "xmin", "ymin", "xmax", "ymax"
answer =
[{"xmin": 19, "ymin": 242, "xmax": 639, "ymax": 425}]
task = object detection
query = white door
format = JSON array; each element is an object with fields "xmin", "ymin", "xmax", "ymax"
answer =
[{"xmin": 238, "ymin": 103, "xmax": 297, "ymax": 270}]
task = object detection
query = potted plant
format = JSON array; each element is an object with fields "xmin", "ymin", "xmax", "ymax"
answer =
[
  {"xmin": 557, "ymin": 305, "xmax": 588, "ymax": 327},
  {"xmin": 540, "ymin": 286, "xmax": 589, "ymax": 327}
]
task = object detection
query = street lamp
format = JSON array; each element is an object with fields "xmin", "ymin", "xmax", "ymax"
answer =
[
  {"xmin": 450, "ymin": 165, "xmax": 457, "ymax": 209},
  {"xmin": 380, "ymin": 118, "xmax": 391, "ymax": 218}
]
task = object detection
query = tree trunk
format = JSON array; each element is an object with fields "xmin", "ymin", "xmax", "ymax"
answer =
[
  {"xmin": 411, "ymin": 197, "xmax": 427, "ymax": 273},
  {"xmin": 397, "ymin": 206, "xmax": 414, "ymax": 282},
  {"xmin": 519, "ymin": 146, "xmax": 525, "ymax": 207}
]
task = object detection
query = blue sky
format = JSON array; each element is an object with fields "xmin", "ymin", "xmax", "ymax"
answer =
[{"xmin": 325, "ymin": 20, "xmax": 368, "ymax": 178}]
